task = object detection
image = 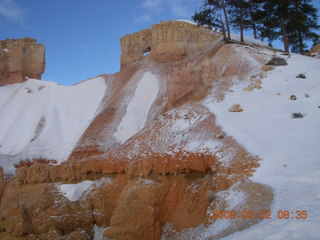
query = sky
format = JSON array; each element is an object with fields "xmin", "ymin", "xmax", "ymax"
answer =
[
  {"xmin": 0, "ymin": 0, "xmax": 202, "ymax": 85},
  {"xmin": 0, "ymin": 0, "xmax": 319, "ymax": 86}
]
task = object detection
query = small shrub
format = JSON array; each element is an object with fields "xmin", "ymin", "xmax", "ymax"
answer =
[
  {"xmin": 296, "ymin": 73, "xmax": 306, "ymax": 79},
  {"xmin": 266, "ymin": 57, "xmax": 288, "ymax": 66},
  {"xmin": 305, "ymin": 93, "xmax": 310, "ymax": 98},
  {"xmin": 292, "ymin": 112, "xmax": 305, "ymax": 119}
]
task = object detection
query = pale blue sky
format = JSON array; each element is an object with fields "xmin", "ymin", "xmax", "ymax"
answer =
[{"xmin": 0, "ymin": 0, "xmax": 319, "ymax": 85}]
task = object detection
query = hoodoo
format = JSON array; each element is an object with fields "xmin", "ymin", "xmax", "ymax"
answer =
[{"xmin": 0, "ymin": 38, "xmax": 45, "ymax": 86}]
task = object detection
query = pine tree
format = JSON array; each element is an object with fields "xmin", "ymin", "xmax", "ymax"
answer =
[
  {"xmin": 248, "ymin": 1, "xmax": 259, "ymax": 39},
  {"xmin": 287, "ymin": 0, "xmax": 319, "ymax": 54},
  {"xmin": 252, "ymin": 0, "xmax": 291, "ymax": 53},
  {"xmin": 193, "ymin": 0, "xmax": 319, "ymax": 54},
  {"xmin": 228, "ymin": 0, "xmax": 256, "ymax": 43},
  {"xmin": 252, "ymin": 1, "xmax": 281, "ymax": 46},
  {"xmin": 192, "ymin": 0, "xmax": 231, "ymax": 40},
  {"xmin": 192, "ymin": 3, "xmax": 226, "ymax": 39}
]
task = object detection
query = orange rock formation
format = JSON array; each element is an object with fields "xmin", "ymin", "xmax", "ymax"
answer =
[
  {"xmin": 0, "ymin": 21, "xmax": 272, "ymax": 240},
  {"xmin": 0, "ymin": 38, "xmax": 45, "ymax": 86}
]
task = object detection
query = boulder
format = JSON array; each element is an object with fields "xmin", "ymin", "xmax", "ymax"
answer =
[{"xmin": 229, "ymin": 104, "xmax": 244, "ymax": 112}]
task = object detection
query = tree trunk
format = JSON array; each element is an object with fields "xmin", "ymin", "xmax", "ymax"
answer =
[
  {"xmin": 279, "ymin": 14, "xmax": 289, "ymax": 53},
  {"xmin": 298, "ymin": 31, "xmax": 304, "ymax": 54},
  {"xmin": 240, "ymin": 2, "xmax": 244, "ymax": 43},
  {"xmin": 249, "ymin": 3, "xmax": 257, "ymax": 39},
  {"xmin": 221, "ymin": 19, "xmax": 227, "ymax": 40},
  {"xmin": 221, "ymin": 0, "xmax": 231, "ymax": 40}
]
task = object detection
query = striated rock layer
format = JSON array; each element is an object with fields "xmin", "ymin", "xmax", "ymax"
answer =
[
  {"xmin": 0, "ymin": 21, "xmax": 274, "ymax": 240},
  {"xmin": 120, "ymin": 21, "xmax": 222, "ymax": 65},
  {"xmin": 0, "ymin": 38, "xmax": 45, "ymax": 86}
]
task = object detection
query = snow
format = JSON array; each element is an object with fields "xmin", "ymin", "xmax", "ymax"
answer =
[
  {"xmin": 201, "ymin": 185, "xmax": 248, "ymax": 238},
  {"xmin": 2, "ymin": 48, "xmax": 9, "ymax": 52},
  {"xmin": 203, "ymin": 52, "xmax": 320, "ymax": 239},
  {"xmin": 311, "ymin": 52, "xmax": 320, "ymax": 58},
  {"xmin": 115, "ymin": 71, "xmax": 159, "ymax": 144},
  {"xmin": 137, "ymin": 178, "xmax": 155, "ymax": 184},
  {"xmin": 0, "ymin": 77, "xmax": 106, "ymax": 173},
  {"xmin": 58, "ymin": 180, "xmax": 93, "ymax": 202},
  {"xmin": 231, "ymin": 33, "xmax": 268, "ymax": 48},
  {"xmin": 175, "ymin": 19, "xmax": 197, "ymax": 25},
  {"xmin": 93, "ymin": 224, "xmax": 105, "ymax": 240}
]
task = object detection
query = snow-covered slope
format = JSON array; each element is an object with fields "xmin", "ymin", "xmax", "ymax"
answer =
[
  {"xmin": 203, "ymin": 53, "xmax": 320, "ymax": 239},
  {"xmin": 0, "ymin": 77, "xmax": 106, "ymax": 173},
  {"xmin": 115, "ymin": 71, "xmax": 159, "ymax": 144}
]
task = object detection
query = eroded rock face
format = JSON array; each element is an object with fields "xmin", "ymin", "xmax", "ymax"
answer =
[
  {"xmin": 120, "ymin": 21, "xmax": 222, "ymax": 66},
  {"xmin": 0, "ymin": 22, "xmax": 273, "ymax": 240},
  {"xmin": 0, "ymin": 38, "xmax": 45, "ymax": 86},
  {"xmin": 309, "ymin": 43, "xmax": 320, "ymax": 58}
]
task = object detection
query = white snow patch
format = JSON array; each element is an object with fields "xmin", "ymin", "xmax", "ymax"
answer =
[
  {"xmin": 0, "ymin": 77, "xmax": 106, "ymax": 173},
  {"xmin": 59, "ymin": 180, "xmax": 93, "ymax": 202},
  {"xmin": 92, "ymin": 177, "xmax": 113, "ymax": 187},
  {"xmin": 201, "ymin": 186, "xmax": 247, "ymax": 238},
  {"xmin": 2, "ymin": 48, "xmax": 9, "ymax": 52},
  {"xmin": 115, "ymin": 71, "xmax": 159, "ymax": 144},
  {"xmin": 184, "ymin": 139, "xmax": 219, "ymax": 153},
  {"xmin": 231, "ymin": 34, "xmax": 268, "ymax": 48},
  {"xmin": 310, "ymin": 52, "xmax": 320, "ymax": 58},
  {"xmin": 175, "ymin": 19, "xmax": 197, "ymax": 25},
  {"xmin": 93, "ymin": 224, "xmax": 105, "ymax": 240},
  {"xmin": 204, "ymin": 52, "xmax": 320, "ymax": 239},
  {"xmin": 137, "ymin": 178, "xmax": 155, "ymax": 184}
]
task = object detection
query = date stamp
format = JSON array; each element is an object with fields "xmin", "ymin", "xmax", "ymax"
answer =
[{"xmin": 211, "ymin": 210, "xmax": 308, "ymax": 220}]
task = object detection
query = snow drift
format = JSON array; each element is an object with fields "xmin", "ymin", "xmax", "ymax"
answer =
[{"xmin": 0, "ymin": 77, "xmax": 106, "ymax": 173}]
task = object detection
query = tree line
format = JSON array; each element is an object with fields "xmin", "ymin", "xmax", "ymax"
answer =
[{"xmin": 192, "ymin": 0, "xmax": 319, "ymax": 54}]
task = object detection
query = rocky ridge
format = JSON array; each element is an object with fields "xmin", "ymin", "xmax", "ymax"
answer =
[{"xmin": 0, "ymin": 21, "xmax": 274, "ymax": 240}]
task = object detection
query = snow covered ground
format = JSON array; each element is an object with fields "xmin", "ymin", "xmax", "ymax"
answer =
[
  {"xmin": 58, "ymin": 180, "xmax": 94, "ymax": 202},
  {"xmin": 203, "ymin": 52, "xmax": 320, "ymax": 239},
  {"xmin": 115, "ymin": 71, "xmax": 159, "ymax": 144},
  {"xmin": 0, "ymin": 77, "xmax": 106, "ymax": 173}
]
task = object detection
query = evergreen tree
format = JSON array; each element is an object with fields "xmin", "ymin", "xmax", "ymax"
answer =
[
  {"xmin": 192, "ymin": 0, "xmax": 231, "ymax": 40},
  {"xmin": 192, "ymin": 3, "xmax": 226, "ymax": 39},
  {"xmin": 227, "ymin": 0, "xmax": 250, "ymax": 43},
  {"xmin": 253, "ymin": 0, "xmax": 300, "ymax": 52},
  {"xmin": 252, "ymin": 1, "xmax": 281, "ymax": 46},
  {"xmin": 287, "ymin": 0, "xmax": 319, "ymax": 54},
  {"xmin": 248, "ymin": 1, "xmax": 259, "ymax": 39},
  {"xmin": 228, "ymin": 0, "xmax": 257, "ymax": 42},
  {"xmin": 193, "ymin": 0, "xmax": 319, "ymax": 54}
]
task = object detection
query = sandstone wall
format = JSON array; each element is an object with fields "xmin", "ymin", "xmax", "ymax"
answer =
[
  {"xmin": 0, "ymin": 38, "xmax": 45, "ymax": 86},
  {"xmin": 120, "ymin": 21, "xmax": 222, "ymax": 66}
]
